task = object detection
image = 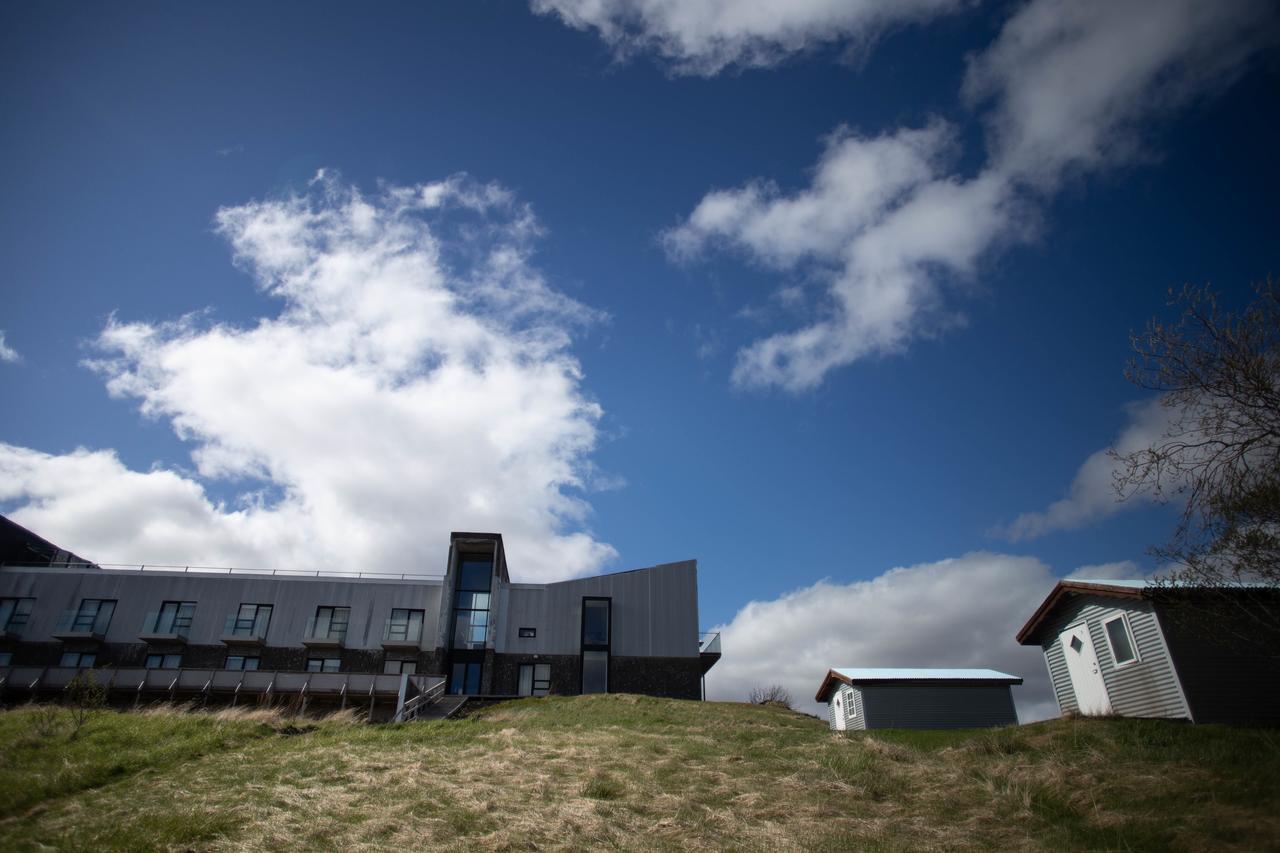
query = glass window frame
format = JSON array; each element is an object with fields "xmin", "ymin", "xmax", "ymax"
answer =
[
  {"xmin": 306, "ymin": 657, "xmax": 341, "ymax": 673},
  {"xmin": 387, "ymin": 608, "xmax": 424, "ymax": 642},
  {"xmin": 233, "ymin": 603, "xmax": 273, "ymax": 637},
  {"xmin": 0, "ymin": 597, "xmax": 35, "ymax": 633},
  {"xmin": 1102, "ymin": 613, "xmax": 1140, "ymax": 667},
  {"xmin": 518, "ymin": 663, "xmax": 551, "ymax": 696},
  {"xmin": 313, "ymin": 606, "xmax": 351, "ymax": 641},
  {"xmin": 146, "ymin": 653, "xmax": 182, "ymax": 669},
  {"xmin": 72, "ymin": 598, "xmax": 116, "ymax": 633},
  {"xmin": 225, "ymin": 654, "xmax": 261, "ymax": 671},
  {"xmin": 60, "ymin": 651, "xmax": 96, "ymax": 668},
  {"xmin": 580, "ymin": 597, "xmax": 611, "ymax": 695}
]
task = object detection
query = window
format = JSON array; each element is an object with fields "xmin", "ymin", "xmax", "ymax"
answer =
[
  {"xmin": 581, "ymin": 597, "xmax": 610, "ymax": 694},
  {"xmin": 383, "ymin": 658, "xmax": 417, "ymax": 675},
  {"xmin": 0, "ymin": 652, "xmax": 12, "ymax": 666},
  {"xmin": 60, "ymin": 651, "xmax": 96, "ymax": 668},
  {"xmin": 311, "ymin": 606, "xmax": 350, "ymax": 641},
  {"xmin": 386, "ymin": 608, "xmax": 424, "ymax": 642},
  {"xmin": 230, "ymin": 604, "xmax": 272, "ymax": 637},
  {"xmin": 225, "ymin": 655, "xmax": 260, "ymax": 671},
  {"xmin": 518, "ymin": 663, "xmax": 551, "ymax": 696},
  {"xmin": 1103, "ymin": 614, "xmax": 1139, "ymax": 666},
  {"xmin": 151, "ymin": 601, "xmax": 196, "ymax": 634},
  {"xmin": 0, "ymin": 597, "xmax": 34, "ymax": 634},
  {"xmin": 451, "ymin": 557, "xmax": 493, "ymax": 650},
  {"xmin": 449, "ymin": 661, "xmax": 482, "ymax": 694},
  {"xmin": 145, "ymin": 653, "xmax": 182, "ymax": 669},
  {"xmin": 518, "ymin": 627, "xmax": 537, "ymax": 639},
  {"xmin": 306, "ymin": 658, "xmax": 341, "ymax": 673},
  {"xmin": 72, "ymin": 599, "xmax": 116, "ymax": 633}
]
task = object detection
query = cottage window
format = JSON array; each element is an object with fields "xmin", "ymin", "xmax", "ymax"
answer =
[{"xmin": 1103, "ymin": 614, "xmax": 1139, "ymax": 666}]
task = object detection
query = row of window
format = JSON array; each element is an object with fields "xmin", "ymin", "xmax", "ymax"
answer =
[
  {"xmin": 1, "ymin": 597, "xmax": 427, "ymax": 643},
  {"xmin": 0, "ymin": 651, "xmax": 422, "ymax": 673}
]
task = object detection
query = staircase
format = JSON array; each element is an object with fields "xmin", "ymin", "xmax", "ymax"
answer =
[{"xmin": 394, "ymin": 678, "xmax": 467, "ymax": 722}]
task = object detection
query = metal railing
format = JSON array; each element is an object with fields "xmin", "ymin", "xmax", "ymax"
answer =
[
  {"xmin": 395, "ymin": 678, "xmax": 448, "ymax": 723},
  {"xmin": 699, "ymin": 632, "xmax": 721, "ymax": 655},
  {"xmin": 0, "ymin": 561, "xmax": 443, "ymax": 581}
]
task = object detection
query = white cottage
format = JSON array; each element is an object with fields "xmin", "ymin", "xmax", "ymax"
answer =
[
  {"xmin": 815, "ymin": 668, "xmax": 1022, "ymax": 731},
  {"xmin": 1016, "ymin": 579, "xmax": 1280, "ymax": 724}
]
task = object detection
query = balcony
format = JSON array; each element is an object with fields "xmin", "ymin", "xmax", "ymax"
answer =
[
  {"xmin": 302, "ymin": 616, "xmax": 348, "ymax": 649},
  {"xmin": 51, "ymin": 610, "xmax": 111, "ymax": 641},
  {"xmin": 139, "ymin": 611, "xmax": 189, "ymax": 644},
  {"xmin": 698, "ymin": 632, "xmax": 721, "ymax": 674},
  {"xmin": 381, "ymin": 618, "xmax": 423, "ymax": 651},
  {"xmin": 220, "ymin": 614, "xmax": 269, "ymax": 646}
]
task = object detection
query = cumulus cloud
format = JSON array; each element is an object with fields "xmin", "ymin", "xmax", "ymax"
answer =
[
  {"xmin": 993, "ymin": 399, "xmax": 1174, "ymax": 541},
  {"xmin": 0, "ymin": 172, "xmax": 617, "ymax": 582},
  {"xmin": 664, "ymin": 0, "xmax": 1277, "ymax": 390},
  {"xmin": 704, "ymin": 552, "xmax": 1071, "ymax": 722},
  {"xmin": 0, "ymin": 331, "xmax": 19, "ymax": 363},
  {"xmin": 531, "ymin": 0, "xmax": 965, "ymax": 76}
]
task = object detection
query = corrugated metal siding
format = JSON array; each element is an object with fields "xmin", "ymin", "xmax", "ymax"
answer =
[
  {"xmin": 1154, "ymin": 602, "xmax": 1280, "ymax": 725},
  {"xmin": 826, "ymin": 685, "xmax": 865, "ymax": 731},
  {"xmin": 1039, "ymin": 596, "xmax": 1189, "ymax": 719},
  {"xmin": 859, "ymin": 683, "xmax": 1017, "ymax": 729},
  {"xmin": 0, "ymin": 567, "xmax": 443, "ymax": 650},
  {"xmin": 494, "ymin": 561, "xmax": 699, "ymax": 658}
]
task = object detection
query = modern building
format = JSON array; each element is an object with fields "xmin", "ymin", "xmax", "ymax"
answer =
[
  {"xmin": 0, "ymin": 518, "xmax": 721, "ymax": 719},
  {"xmin": 1017, "ymin": 578, "xmax": 1280, "ymax": 724},
  {"xmin": 815, "ymin": 668, "xmax": 1022, "ymax": 731}
]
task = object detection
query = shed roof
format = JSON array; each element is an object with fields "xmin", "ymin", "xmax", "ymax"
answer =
[
  {"xmin": 1016, "ymin": 579, "xmax": 1151, "ymax": 645},
  {"xmin": 814, "ymin": 667, "xmax": 1022, "ymax": 702}
]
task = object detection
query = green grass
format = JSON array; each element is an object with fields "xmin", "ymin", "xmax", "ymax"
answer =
[{"xmin": 0, "ymin": 696, "xmax": 1276, "ymax": 851}]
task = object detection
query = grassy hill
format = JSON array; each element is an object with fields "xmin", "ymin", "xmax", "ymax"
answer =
[{"xmin": 0, "ymin": 695, "xmax": 1277, "ymax": 851}]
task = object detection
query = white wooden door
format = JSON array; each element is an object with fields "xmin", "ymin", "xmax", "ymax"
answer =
[
  {"xmin": 833, "ymin": 690, "xmax": 848, "ymax": 730},
  {"xmin": 1059, "ymin": 622, "xmax": 1112, "ymax": 715}
]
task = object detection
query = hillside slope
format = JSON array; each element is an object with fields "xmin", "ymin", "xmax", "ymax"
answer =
[{"xmin": 0, "ymin": 695, "xmax": 1277, "ymax": 850}]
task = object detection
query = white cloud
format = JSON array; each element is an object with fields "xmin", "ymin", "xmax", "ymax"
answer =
[
  {"xmin": 994, "ymin": 399, "xmax": 1174, "ymax": 541},
  {"xmin": 665, "ymin": 0, "xmax": 1276, "ymax": 391},
  {"xmin": 0, "ymin": 331, "xmax": 20, "ymax": 363},
  {"xmin": 531, "ymin": 0, "xmax": 966, "ymax": 76},
  {"xmin": 0, "ymin": 172, "xmax": 617, "ymax": 582},
  {"xmin": 704, "ymin": 552, "xmax": 1071, "ymax": 722}
]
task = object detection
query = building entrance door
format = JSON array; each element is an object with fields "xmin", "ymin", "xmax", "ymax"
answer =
[
  {"xmin": 1058, "ymin": 622, "xmax": 1112, "ymax": 715},
  {"xmin": 834, "ymin": 691, "xmax": 847, "ymax": 731}
]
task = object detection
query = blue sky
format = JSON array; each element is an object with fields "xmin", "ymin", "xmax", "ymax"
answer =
[{"xmin": 1, "ymin": 1, "xmax": 1276, "ymax": 717}]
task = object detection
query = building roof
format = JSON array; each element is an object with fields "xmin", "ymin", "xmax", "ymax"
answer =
[
  {"xmin": 814, "ymin": 667, "xmax": 1022, "ymax": 702},
  {"xmin": 1015, "ymin": 579, "xmax": 1151, "ymax": 645}
]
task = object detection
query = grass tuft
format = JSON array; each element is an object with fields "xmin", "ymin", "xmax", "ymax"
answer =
[{"xmin": 0, "ymin": 697, "xmax": 1277, "ymax": 851}]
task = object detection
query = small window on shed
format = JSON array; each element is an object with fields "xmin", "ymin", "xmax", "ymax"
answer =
[
  {"xmin": 1103, "ymin": 614, "xmax": 1139, "ymax": 666},
  {"xmin": 518, "ymin": 627, "xmax": 536, "ymax": 638}
]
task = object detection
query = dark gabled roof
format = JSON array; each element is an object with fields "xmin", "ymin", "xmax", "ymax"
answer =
[
  {"xmin": 0, "ymin": 514, "xmax": 93, "ymax": 567},
  {"xmin": 814, "ymin": 667, "xmax": 1023, "ymax": 702}
]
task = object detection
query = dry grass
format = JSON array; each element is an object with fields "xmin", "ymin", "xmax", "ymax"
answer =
[{"xmin": 0, "ymin": 696, "xmax": 1277, "ymax": 851}]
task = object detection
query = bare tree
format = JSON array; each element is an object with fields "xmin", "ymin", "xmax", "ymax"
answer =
[
  {"xmin": 65, "ymin": 670, "xmax": 106, "ymax": 739},
  {"xmin": 748, "ymin": 685, "xmax": 794, "ymax": 708},
  {"xmin": 1113, "ymin": 280, "xmax": 1280, "ymax": 637}
]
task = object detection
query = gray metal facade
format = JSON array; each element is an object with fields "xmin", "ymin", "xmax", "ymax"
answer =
[
  {"xmin": 495, "ymin": 562, "xmax": 700, "ymax": 658},
  {"xmin": 0, "ymin": 528, "xmax": 716, "ymax": 707},
  {"xmin": 1038, "ymin": 595, "xmax": 1190, "ymax": 720},
  {"xmin": 0, "ymin": 566, "xmax": 444, "ymax": 651},
  {"xmin": 858, "ymin": 683, "xmax": 1018, "ymax": 729}
]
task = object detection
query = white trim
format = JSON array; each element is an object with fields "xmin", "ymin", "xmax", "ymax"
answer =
[
  {"xmin": 1148, "ymin": 606, "xmax": 1195, "ymax": 722},
  {"xmin": 1101, "ymin": 613, "xmax": 1141, "ymax": 668}
]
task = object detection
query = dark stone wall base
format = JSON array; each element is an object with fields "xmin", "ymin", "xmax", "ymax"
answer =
[{"xmin": 489, "ymin": 653, "xmax": 702, "ymax": 699}]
